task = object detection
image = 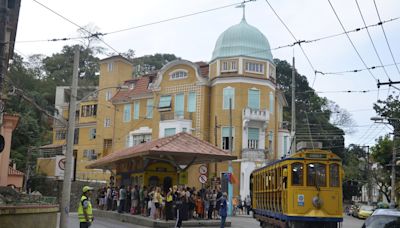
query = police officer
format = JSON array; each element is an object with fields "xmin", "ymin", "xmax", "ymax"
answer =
[{"xmin": 78, "ymin": 186, "xmax": 94, "ymax": 228}]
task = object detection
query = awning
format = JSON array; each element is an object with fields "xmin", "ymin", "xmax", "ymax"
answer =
[{"xmin": 87, "ymin": 132, "xmax": 236, "ymax": 169}]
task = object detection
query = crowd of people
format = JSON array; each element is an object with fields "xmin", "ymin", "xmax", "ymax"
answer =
[{"xmin": 96, "ymin": 185, "xmax": 251, "ymax": 227}]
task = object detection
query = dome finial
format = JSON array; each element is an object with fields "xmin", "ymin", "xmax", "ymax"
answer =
[{"xmin": 236, "ymin": 2, "xmax": 246, "ymax": 21}]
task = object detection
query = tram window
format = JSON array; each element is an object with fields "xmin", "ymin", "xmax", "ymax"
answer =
[
  {"xmin": 282, "ymin": 166, "xmax": 288, "ymax": 188},
  {"xmin": 307, "ymin": 163, "xmax": 327, "ymax": 187},
  {"xmin": 330, "ymin": 163, "xmax": 340, "ymax": 187},
  {"xmin": 291, "ymin": 163, "xmax": 304, "ymax": 186}
]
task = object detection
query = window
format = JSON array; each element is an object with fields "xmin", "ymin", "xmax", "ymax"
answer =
[
  {"xmin": 175, "ymin": 93, "xmax": 184, "ymax": 117},
  {"xmin": 83, "ymin": 149, "xmax": 97, "ymax": 160},
  {"xmin": 164, "ymin": 128, "xmax": 176, "ymax": 137},
  {"xmin": 159, "ymin": 95, "xmax": 172, "ymax": 110},
  {"xmin": 222, "ymin": 127, "xmax": 234, "ymax": 150},
  {"xmin": 81, "ymin": 104, "xmax": 97, "ymax": 117},
  {"xmin": 248, "ymin": 128, "xmax": 259, "ymax": 149},
  {"xmin": 223, "ymin": 87, "xmax": 235, "ymax": 109},
  {"xmin": 269, "ymin": 131, "xmax": 273, "ymax": 154},
  {"xmin": 291, "ymin": 163, "xmax": 304, "ymax": 186},
  {"xmin": 330, "ymin": 164, "xmax": 340, "ymax": 187},
  {"xmin": 104, "ymin": 117, "xmax": 111, "ymax": 127},
  {"xmin": 182, "ymin": 127, "xmax": 187, "ymax": 132},
  {"xmin": 221, "ymin": 60, "xmax": 238, "ymax": 72},
  {"xmin": 170, "ymin": 70, "xmax": 188, "ymax": 80},
  {"xmin": 248, "ymin": 89, "xmax": 260, "ymax": 109},
  {"xmin": 269, "ymin": 91, "xmax": 274, "ymax": 113},
  {"xmin": 245, "ymin": 62, "xmax": 264, "ymax": 73},
  {"xmin": 55, "ymin": 130, "xmax": 66, "ymax": 140},
  {"xmin": 307, "ymin": 163, "xmax": 327, "ymax": 187},
  {"xmin": 89, "ymin": 128, "xmax": 96, "ymax": 140},
  {"xmin": 125, "ymin": 135, "xmax": 132, "ymax": 148},
  {"xmin": 188, "ymin": 92, "xmax": 196, "ymax": 112},
  {"xmin": 283, "ymin": 136, "xmax": 288, "ymax": 154},
  {"xmin": 123, "ymin": 104, "xmax": 131, "ymax": 122},
  {"xmin": 131, "ymin": 134, "xmax": 152, "ymax": 146},
  {"xmin": 134, "ymin": 101, "xmax": 140, "ymax": 120},
  {"xmin": 105, "ymin": 90, "xmax": 112, "ymax": 101},
  {"xmin": 103, "ymin": 139, "xmax": 112, "ymax": 155},
  {"xmin": 107, "ymin": 62, "xmax": 113, "ymax": 72},
  {"xmin": 146, "ymin": 99, "xmax": 153, "ymax": 118}
]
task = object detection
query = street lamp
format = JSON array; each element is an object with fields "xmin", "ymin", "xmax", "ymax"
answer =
[{"xmin": 370, "ymin": 116, "xmax": 400, "ymax": 208}]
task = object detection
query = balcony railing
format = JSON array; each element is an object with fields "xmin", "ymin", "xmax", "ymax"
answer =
[
  {"xmin": 242, "ymin": 108, "xmax": 269, "ymax": 122},
  {"xmin": 160, "ymin": 112, "xmax": 193, "ymax": 121},
  {"xmin": 242, "ymin": 148, "xmax": 266, "ymax": 161}
]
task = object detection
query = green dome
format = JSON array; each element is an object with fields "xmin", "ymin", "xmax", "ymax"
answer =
[{"xmin": 211, "ymin": 19, "xmax": 273, "ymax": 62}]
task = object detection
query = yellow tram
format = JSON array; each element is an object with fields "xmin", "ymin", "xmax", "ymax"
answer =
[{"xmin": 250, "ymin": 146, "xmax": 344, "ymax": 228}]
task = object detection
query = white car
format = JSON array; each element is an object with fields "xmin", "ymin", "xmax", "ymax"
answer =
[{"xmin": 362, "ymin": 209, "xmax": 400, "ymax": 228}]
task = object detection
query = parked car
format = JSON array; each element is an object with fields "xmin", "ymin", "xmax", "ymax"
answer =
[
  {"xmin": 362, "ymin": 209, "xmax": 400, "ymax": 228},
  {"xmin": 357, "ymin": 205, "xmax": 375, "ymax": 219}
]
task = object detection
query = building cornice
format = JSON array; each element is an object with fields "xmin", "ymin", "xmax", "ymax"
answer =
[{"xmin": 210, "ymin": 76, "xmax": 276, "ymax": 90}]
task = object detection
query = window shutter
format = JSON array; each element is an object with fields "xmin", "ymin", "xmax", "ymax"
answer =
[
  {"xmin": 248, "ymin": 128, "xmax": 259, "ymax": 140},
  {"xmin": 134, "ymin": 101, "xmax": 140, "ymax": 119},
  {"xmin": 159, "ymin": 95, "xmax": 172, "ymax": 108},
  {"xmin": 188, "ymin": 92, "xmax": 196, "ymax": 112},
  {"xmin": 248, "ymin": 89, "xmax": 260, "ymax": 109},
  {"xmin": 175, "ymin": 93, "xmax": 184, "ymax": 116}
]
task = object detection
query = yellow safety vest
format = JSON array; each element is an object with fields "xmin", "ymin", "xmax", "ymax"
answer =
[{"xmin": 77, "ymin": 195, "xmax": 93, "ymax": 223}]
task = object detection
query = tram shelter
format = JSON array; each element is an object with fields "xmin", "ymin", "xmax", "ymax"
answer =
[{"xmin": 87, "ymin": 132, "xmax": 236, "ymax": 189}]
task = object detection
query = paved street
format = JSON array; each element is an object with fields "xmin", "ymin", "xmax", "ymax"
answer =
[
  {"xmin": 66, "ymin": 213, "xmax": 259, "ymax": 228},
  {"xmin": 64, "ymin": 213, "xmax": 364, "ymax": 228},
  {"xmin": 342, "ymin": 214, "xmax": 364, "ymax": 228}
]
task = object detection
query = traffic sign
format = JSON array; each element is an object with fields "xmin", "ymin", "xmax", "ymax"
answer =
[
  {"xmin": 58, "ymin": 158, "xmax": 66, "ymax": 170},
  {"xmin": 199, "ymin": 174, "xmax": 208, "ymax": 184},
  {"xmin": 199, "ymin": 165, "xmax": 208, "ymax": 174}
]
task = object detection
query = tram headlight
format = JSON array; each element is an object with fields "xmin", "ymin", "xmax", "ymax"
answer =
[{"xmin": 312, "ymin": 196, "xmax": 323, "ymax": 209}]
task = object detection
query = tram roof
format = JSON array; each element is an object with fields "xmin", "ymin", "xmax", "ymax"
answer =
[{"xmin": 87, "ymin": 132, "xmax": 236, "ymax": 169}]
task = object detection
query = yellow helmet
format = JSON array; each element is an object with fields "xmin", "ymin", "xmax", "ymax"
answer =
[{"xmin": 82, "ymin": 186, "xmax": 94, "ymax": 193}]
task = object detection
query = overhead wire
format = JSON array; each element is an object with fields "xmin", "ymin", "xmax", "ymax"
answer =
[
  {"xmin": 373, "ymin": 0, "xmax": 400, "ymax": 77},
  {"xmin": 31, "ymin": 0, "xmax": 121, "ymax": 55},
  {"xmin": 264, "ymin": 0, "xmax": 318, "ymax": 87},
  {"xmin": 355, "ymin": 0, "xmax": 391, "ymax": 81},
  {"xmin": 327, "ymin": 0, "xmax": 378, "ymax": 82}
]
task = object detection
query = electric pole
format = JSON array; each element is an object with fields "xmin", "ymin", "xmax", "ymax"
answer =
[
  {"xmin": 60, "ymin": 45, "xmax": 79, "ymax": 228},
  {"xmin": 228, "ymin": 98, "xmax": 233, "ymax": 216},
  {"xmin": 390, "ymin": 132, "xmax": 396, "ymax": 208},
  {"xmin": 291, "ymin": 56, "xmax": 296, "ymax": 154},
  {"xmin": 214, "ymin": 115, "xmax": 218, "ymax": 177}
]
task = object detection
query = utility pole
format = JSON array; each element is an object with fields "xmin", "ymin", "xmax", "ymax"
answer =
[
  {"xmin": 60, "ymin": 45, "xmax": 79, "ymax": 228},
  {"xmin": 228, "ymin": 98, "xmax": 233, "ymax": 216},
  {"xmin": 214, "ymin": 115, "xmax": 218, "ymax": 177},
  {"xmin": 390, "ymin": 132, "xmax": 396, "ymax": 208},
  {"xmin": 291, "ymin": 56, "xmax": 296, "ymax": 154}
]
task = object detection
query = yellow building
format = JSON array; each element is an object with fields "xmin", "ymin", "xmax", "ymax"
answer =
[{"xmin": 46, "ymin": 16, "xmax": 290, "ymax": 196}]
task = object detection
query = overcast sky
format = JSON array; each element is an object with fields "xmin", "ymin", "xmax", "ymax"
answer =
[{"xmin": 15, "ymin": 0, "xmax": 400, "ymax": 147}]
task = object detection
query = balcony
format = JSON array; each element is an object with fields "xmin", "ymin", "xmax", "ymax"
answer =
[
  {"xmin": 160, "ymin": 112, "xmax": 194, "ymax": 121},
  {"xmin": 241, "ymin": 148, "xmax": 267, "ymax": 161},
  {"xmin": 242, "ymin": 108, "xmax": 269, "ymax": 123}
]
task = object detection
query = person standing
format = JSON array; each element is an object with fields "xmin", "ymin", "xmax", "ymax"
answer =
[
  {"xmin": 175, "ymin": 191, "xmax": 184, "ymax": 228},
  {"xmin": 219, "ymin": 192, "xmax": 228, "ymax": 228},
  {"xmin": 165, "ymin": 187, "xmax": 174, "ymax": 221},
  {"xmin": 118, "ymin": 185, "xmax": 126, "ymax": 213},
  {"xmin": 131, "ymin": 185, "xmax": 139, "ymax": 214},
  {"xmin": 78, "ymin": 186, "xmax": 94, "ymax": 228},
  {"xmin": 126, "ymin": 185, "xmax": 132, "ymax": 213},
  {"xmin": 245, "ymin": 195, "xmax": 251, "ymax": 215}
]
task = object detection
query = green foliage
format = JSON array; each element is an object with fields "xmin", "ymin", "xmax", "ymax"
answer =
[
  {"xmin": 371, "ymin": 136, "xmax": 393, "ymax": 168},
  {"xmin": 275, "ymin": 59, "xmax": 345, "ymax": 157}
]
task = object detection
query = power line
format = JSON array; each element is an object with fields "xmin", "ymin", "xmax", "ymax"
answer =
[
  {"xmin": 327, "ymin": 0, "xmax": 378, "ymax": 82},
  {"xmin": 31, "ymin": 0, "xmax": 121, "ymax": 55},
  {"xmin": 373, "ymin": 0, "xmax": 400, "ymax": 77},
  {"xmin": 315, "ymin": 62, "xmax": 400, "ymax": 75},
  {"xmin": 265, "ymin": 0, "xmax": 318, "ymax": 87},
  {"xmin": 355, "ymin": 0, "xmax": 391, "ymax": 81}
]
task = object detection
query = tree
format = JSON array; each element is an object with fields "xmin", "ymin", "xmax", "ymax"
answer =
[
  {"xmin": 342, "ymin": 144, "xmax": 368, "ymax": 201},
  {"xmin": 275, "ymin": 59, "xmax": 347, "ymax": 157},
  {"xmin": 370, "ymin": 136, "xmax": 399, "ymax": 203}
]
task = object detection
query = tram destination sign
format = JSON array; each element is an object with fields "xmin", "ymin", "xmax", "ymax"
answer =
[{"xmin": 306, "ymin": 153, "xmax": 327, "ymax": 159}]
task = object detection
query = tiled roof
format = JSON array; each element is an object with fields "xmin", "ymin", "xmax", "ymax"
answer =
[
  {"xmin": 87, "ymin": 132, "xmax": 236, "ymax": 169},
  {"xmin": 111, "ymin": 75, "xmax": 154, "ymax": 102},
  {"xmin": 195, "ymin": 61, "xmax": 209, "ymax": 78},
  {"xmin": 9, "ymin": 167, "xmax": 24, "ymax": 176}
]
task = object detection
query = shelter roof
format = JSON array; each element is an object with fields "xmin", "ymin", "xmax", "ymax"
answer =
[{"xmin": 87, "ymin": 132, "xmax": 236, "ymax": 169}]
